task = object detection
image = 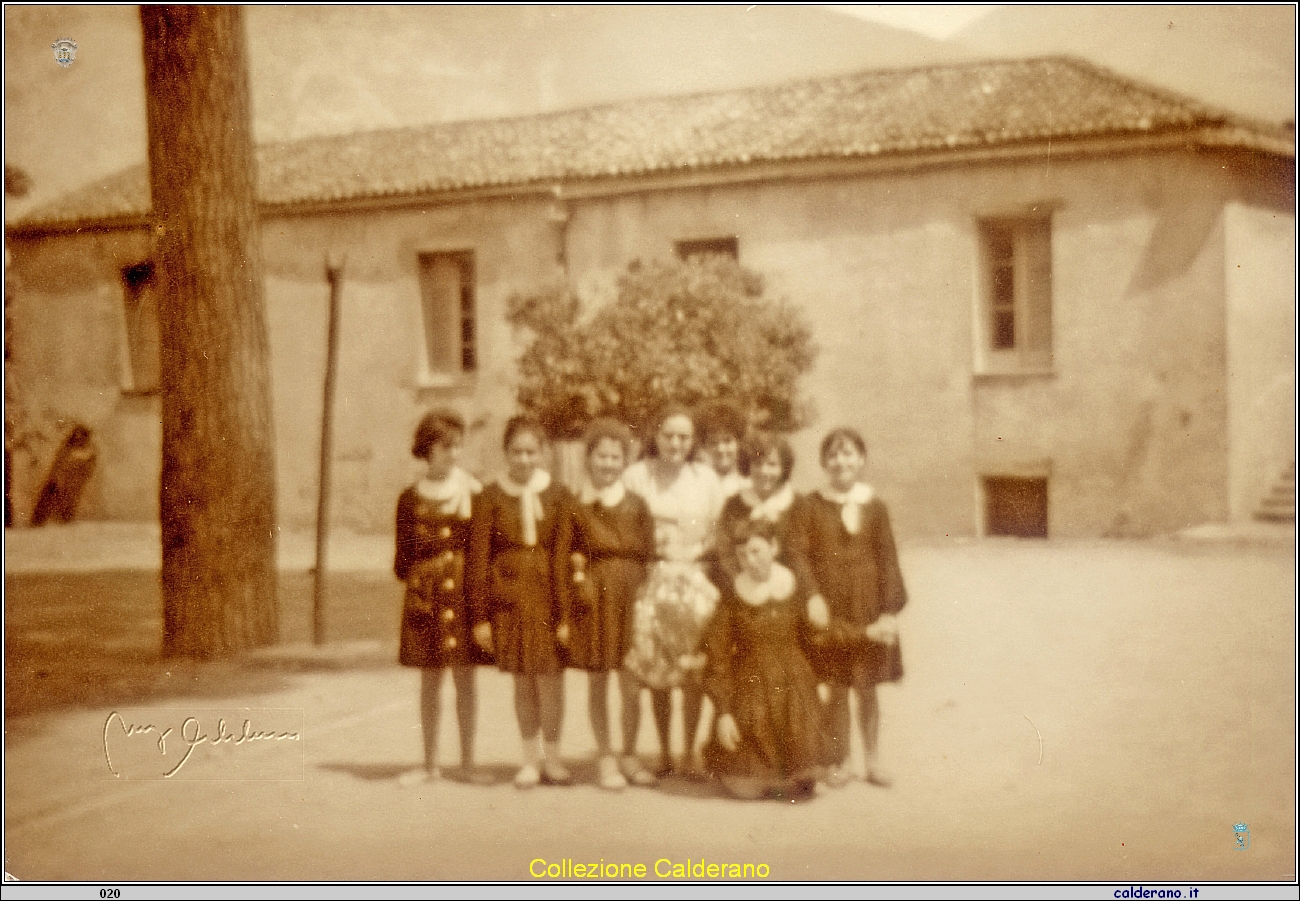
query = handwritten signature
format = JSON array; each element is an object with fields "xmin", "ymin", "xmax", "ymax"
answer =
[{"xmin": 103, "ymin": 711, "xmax": 301, "ymax": 779}]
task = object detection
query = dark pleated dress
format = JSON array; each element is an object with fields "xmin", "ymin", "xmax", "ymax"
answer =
[
  {"xmin": 565, "ymin": 491, "xmax": 656, "ymax": 672},
  {"xmin": 393, "ymin": 486, "xmax": 491, "ymax": 669},
  {"xmin": 467, "ymin": 480, "xmax": 573, "ymax": 675},
  {"xmin": 701, "ymin": 568, "xmax": 831, "ymax": 787},
  {"xmin": 786, "ymin": 493, "xmax": 907, "ymax": 686}
]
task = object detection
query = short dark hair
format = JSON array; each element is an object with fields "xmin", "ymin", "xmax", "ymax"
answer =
[
  {"xmin": 699, "ymin": 401, "xmax": 746, "ymax": 444},
  {"xmin": 740, "ymin": 432, "xmax": 794, "ymax": 483},
  {"xmin": 642, "ymin": 402, "xmax": 697, "ymax": 459},
  {"xmin": 819, "ymin": 427, "xmax": 867, "ymax": 465},
  {"xmin": 503, "ymin": 414, "xmax": 547, "ymax": 451},
  {"xmin": 731, "ymin": 517, "xmax": 780, "ymax": 546},
  {"xmin": 412, "ymin": 408, "xmax": 465, "ymax": 458},
  {"xmin": 584, "ymin": 417, "xmax": 635, "ymax": 460}
]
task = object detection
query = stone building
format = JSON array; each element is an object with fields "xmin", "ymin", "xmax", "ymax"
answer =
[{"xmin": 5, "ymin": 56, "xmax": 1294, "ymax": 538}]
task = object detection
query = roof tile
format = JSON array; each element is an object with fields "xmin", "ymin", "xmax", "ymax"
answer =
[{"xmin": 11, "ymin": 55, "xmax": 1290, "ymax": 231}]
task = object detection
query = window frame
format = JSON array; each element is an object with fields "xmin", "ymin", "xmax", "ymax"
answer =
[
  {"xmin": 415, "ymin": 249, "xmax": 477, "ymax": 388},
  {"xmin": 974, "ymin": 210, "xmax": 1055, "ymax": 377}
]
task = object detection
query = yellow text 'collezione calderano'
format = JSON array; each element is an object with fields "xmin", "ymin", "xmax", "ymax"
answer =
[{"xmin": 529, "ymin": 858, "xmax": 770, "ymax": 880}]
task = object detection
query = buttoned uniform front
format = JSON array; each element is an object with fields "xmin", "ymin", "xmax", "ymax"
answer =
[{"xmin": 394, "ymin": 486, "xmax": 490, "ymax": 668}]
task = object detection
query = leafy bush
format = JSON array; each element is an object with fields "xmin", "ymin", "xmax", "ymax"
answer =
[{"xmin": 507, "ymin": 255, "xmax": 816, "ymax": 439}]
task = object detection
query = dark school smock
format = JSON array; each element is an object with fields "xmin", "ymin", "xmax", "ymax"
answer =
[
  {"xmin": 701, "ymin": 563, "xmax": 831, "ymax": 785},
  {"xmin": 565, "ymin": 483, "xmax": 656, "ymax": 672},
  {"xmin": 468, "ymin": 472, "xmax": 574, "ymax": 675},
  {"xmin": 786, "ymin": 485, "xmax": 906, "ymax": 686},
  {"xmin": 393, "ymin": 473, "xmax": 491, "ymax": 669}
]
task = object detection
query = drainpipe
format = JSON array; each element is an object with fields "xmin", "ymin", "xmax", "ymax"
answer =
[{"xmin": 546, "ymin": 184, "xmax": 570, "ymax": 273}]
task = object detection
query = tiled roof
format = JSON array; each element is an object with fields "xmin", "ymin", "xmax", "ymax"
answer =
[{"xmin": 10, "ymin": 56, "xmax": 1292, "ymax": 232}]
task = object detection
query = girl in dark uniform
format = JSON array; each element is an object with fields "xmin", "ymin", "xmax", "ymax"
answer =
[
  {"xmin": 702, "ymin": 518, "xmax": 829, "ymax": 801},
  {"xmin": 468, "ymin": 415, "xmax": 576, "ymax": 789},
  {"xmin": 787, "ymin": 427, "xmax": 906, "ymax": 789},
  {"xmin": 565, "ymin": 418, "xmax": 656, "ymax": 790},
  {"xmin": 710, "ymin": 432, "xmax": 798, "ymax": 588},
  {"xmin": 394, "ymin": 409, "xmax": 491, "ymax": 784}
]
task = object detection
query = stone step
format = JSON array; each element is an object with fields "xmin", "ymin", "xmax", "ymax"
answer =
[{"xmin": 1253, "ymin": 460, "xmax": 1295, "ymax": 523}]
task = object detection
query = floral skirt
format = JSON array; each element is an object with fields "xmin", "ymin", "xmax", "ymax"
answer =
[{"xmin": 623, "ymin": 561, "xmax": 720, "ymax": 690}]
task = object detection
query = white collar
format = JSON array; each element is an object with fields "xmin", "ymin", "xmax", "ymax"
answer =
[
  {"xmin": 579, "ymin": 478, "xmax": 626, "ymax": 508},
  {"xmin": 734, "ymin": 563, "xmax": 797, "ymax": 606},
  {"xmin": 415, "ymin": 466, "xmax": 481, "ymax": 518},
  {"xmin": 500, "ymin": 469, "xmax": 551, "ymax": 497},
  {"xmin": 738, "ymin": 483, "xmax": 795, "ymax": 522},
  {"xmin": 819, "ymin": 482, "xmax": 874, "ymax": 506},
  {"xmin": 819, "ymin": 482, "xmax": 874, "ymax": 535},
  {"xmin": 719, "ymin": 471, "xmax": 750, "ymax": 499}
]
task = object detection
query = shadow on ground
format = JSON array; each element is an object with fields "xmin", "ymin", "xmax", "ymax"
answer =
[
  {"xmin": 314, "ymin": 757, "xmax": 730, "ymax": 798},
  {"xmin": 4, "ymin": 570, "xmax": 403, "ymax": 727}
]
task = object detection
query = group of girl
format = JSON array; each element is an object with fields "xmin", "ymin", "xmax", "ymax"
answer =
[{"xmin": 393, "ymin": 402, "xmax": 907, "ymax": 800}]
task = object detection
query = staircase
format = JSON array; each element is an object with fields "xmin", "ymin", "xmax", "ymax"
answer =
[{"xmin": 1254, "ymin": 460, "xmax": 1296, "ymax": 523}]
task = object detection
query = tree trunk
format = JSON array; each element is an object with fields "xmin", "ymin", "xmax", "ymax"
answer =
[{"xmin": 141, "ymin": 6, "xmax": 278, "ymax": 658}]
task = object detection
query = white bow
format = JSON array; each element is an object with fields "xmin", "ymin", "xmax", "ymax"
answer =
[
  {"xmin": 739, "ymin": 484, "xmax": 794, "ymax": 523},
  {"xmin": 416, "ymin": 466, "xmax": 481, "ymax": 518},
  {"xmin": 819, "ymin": 482, "xmax": 874, "ymax": 535},
  {"xmin": 500, "ymin": 469, "xmax": 552, "ymax": 546}
]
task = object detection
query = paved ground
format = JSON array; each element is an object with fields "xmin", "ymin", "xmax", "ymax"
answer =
[{"xmin": 3, "ymin": 524, "xmax": 1295, "ymax": 882}]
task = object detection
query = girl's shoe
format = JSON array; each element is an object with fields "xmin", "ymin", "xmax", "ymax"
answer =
[
  {"xmin": 619, "ymin": 755, "xmax": 658, "ymax": 787},
  {"xmin": 514, "ymin": 763, "xmax": 541, "ymax": 789},
  {"xmin": 597, "ymin": 755, "xmax": 628, "ymax": 790},
  {"xmin": 398, "ymin": 766, "xmax": 439, "ymax": 786},
  {"xmin": 541, "ymin": 758, "xmax": 573, "ymax": 786},
  {"xmin": 681, "ymin": 751, "xmax": 707, "ymax": 781},
  {"xmin": 864, "ymin": 766, "xmax": 893, "ymax": 788},
  {"xmin": 785, "ymin": 778, "xmax": 817, "ymax": 802}
]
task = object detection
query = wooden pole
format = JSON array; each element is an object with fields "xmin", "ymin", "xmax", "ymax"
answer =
[{"xmin": 314, "ymin": 254, "xmax": 344, "ymax": 645}]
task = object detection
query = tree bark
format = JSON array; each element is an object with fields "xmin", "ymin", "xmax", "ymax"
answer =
[{"xmin": 141, "ymin": 6, "xmax": 278, "ymax": 658}]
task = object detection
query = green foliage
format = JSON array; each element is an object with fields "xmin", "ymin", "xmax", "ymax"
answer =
[{"xmin": 506, "ymin": 255, "xmax": 817, "ymax": 439}]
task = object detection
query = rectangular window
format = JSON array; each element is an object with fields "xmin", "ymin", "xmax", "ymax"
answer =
[
  {"xmin": 983, "ymin": 476, "xmax": 1049, "ymax": 538},
  {"xmin": 675, "ymin": 236, "xmax": 739, "ymax": 262},
  {"xmin": 978, "ymin": 216, "xmax": 1052, "ymax": 371},
  {"xmin": 417, "ymin": 250, "xmax": 476, "ymax": 378},
  {"xmin": 120, "ymin": 261, "xmax": 160, "ymax": 394}
]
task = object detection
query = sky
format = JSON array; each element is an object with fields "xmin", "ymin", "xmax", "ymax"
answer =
[{"xmin": 822, "ymin": 4, "xmax": 1002, "ymax": 39}]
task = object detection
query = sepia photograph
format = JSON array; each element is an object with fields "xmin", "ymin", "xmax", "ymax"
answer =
[{"xmin": 3, "ymin": 4, "xmax": 1296, "ymax": 892}]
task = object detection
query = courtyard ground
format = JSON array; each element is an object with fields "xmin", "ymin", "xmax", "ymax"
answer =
[{"xmin": 3, "ymin": 523, "xmax": 1295, "ymax": 883}]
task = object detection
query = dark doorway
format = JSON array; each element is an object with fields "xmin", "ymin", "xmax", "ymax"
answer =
[{"xmin": 984, "ymin": 476, "xmax": 1048, "ymax": 538}]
